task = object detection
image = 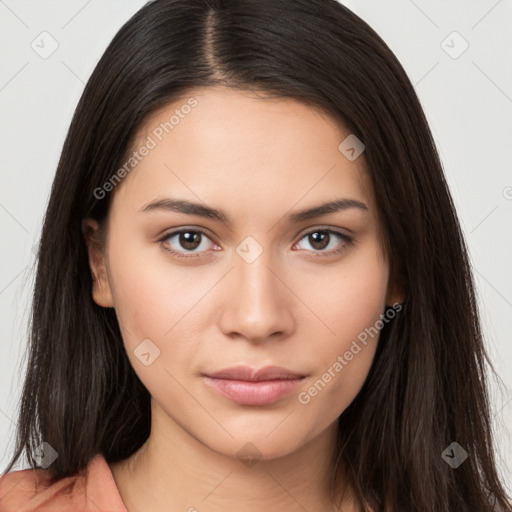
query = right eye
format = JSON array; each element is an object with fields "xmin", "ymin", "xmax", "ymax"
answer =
[{"xmin": 158, "ymin": 228, "xmax": 218, "ymax": 260}]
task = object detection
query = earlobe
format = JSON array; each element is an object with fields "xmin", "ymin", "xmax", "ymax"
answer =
[
  {"xmin": 385, "ymin": 275, "xmax": 406, "ymax": 308},
  {"xmin": 385, "ymin": 293, "xmax": 404, "ymax": 309},
  {"xmin": 82, "ymin": 218, "xmax": 115, "ymax": 308}
]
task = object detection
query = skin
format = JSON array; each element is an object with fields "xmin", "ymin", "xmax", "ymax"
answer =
[{"xmin": 83, "ymin": 85, "xmax": 402, "ymax": 512}]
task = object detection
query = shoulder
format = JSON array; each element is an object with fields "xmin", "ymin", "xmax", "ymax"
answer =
[{"xmin": 0, "ymin": 454, "xmax": 127, "ymax": 512}]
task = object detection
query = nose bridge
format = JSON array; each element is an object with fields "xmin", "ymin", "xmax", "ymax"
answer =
[
  {"xmin": 219, "ymin": 243, "xmax": 294, "ymax": 342},
  {"xmin": 237, "ymin": 252, "xmax": 279, "ymax": 307}
]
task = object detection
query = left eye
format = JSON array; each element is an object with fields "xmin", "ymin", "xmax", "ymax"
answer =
[{"xmin": 294, "ymin": 229, "xmax": 352, "ymax": 255}]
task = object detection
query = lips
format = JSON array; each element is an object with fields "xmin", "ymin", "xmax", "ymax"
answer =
[{"xmin": 203, "ymin": 365, "xmax": 306, "ymax": 405}]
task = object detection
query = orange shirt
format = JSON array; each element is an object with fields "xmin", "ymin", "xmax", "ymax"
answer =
[{"xmin": 0, "ymin": 453, "xmax": 127, "ymax": 512}]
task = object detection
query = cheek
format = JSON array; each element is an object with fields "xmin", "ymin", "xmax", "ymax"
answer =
[
  {"xmin": 108, "ymin": 236, "xmax": 187, "ymax": 334},
  {"xmin": 306, "ymin": 243, "xmax": 389, "ymax": 345},
  {"xmin": 106, "ymin": 239, "xmax": 219, "ymax": 369},
  {"xmin": 297, "ymin": 247, "xmax": 388, "ymax": 410}
]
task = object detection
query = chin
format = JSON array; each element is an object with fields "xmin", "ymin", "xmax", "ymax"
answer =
[{"xmin": 200, "ymin": 427, "xmax": 310, "ymax": 464}]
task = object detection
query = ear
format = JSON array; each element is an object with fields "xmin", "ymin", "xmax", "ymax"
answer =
[{"xmin": 82, "ymin": 218, "xmax": 114, "ymax": 308}]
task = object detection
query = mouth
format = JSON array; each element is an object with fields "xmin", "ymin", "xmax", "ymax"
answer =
[{"xmin": 202, "ymin": 365, "xmax": 306, "ymax": 406}]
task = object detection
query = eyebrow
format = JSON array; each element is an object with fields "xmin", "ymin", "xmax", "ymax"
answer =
[{"xmin": 139, "ymin": 197, "xmax": 368, "ymax": 224}]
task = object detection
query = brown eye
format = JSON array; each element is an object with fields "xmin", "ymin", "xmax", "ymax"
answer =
[
  {"xmin": 295, "ymin": 229, "xmax": 353, "ymax": 256},
  {"xmin": 159, "ymin": 228, "xmax": 216, "ymax": 259}
]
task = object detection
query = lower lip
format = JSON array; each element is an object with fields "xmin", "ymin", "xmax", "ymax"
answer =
[{"xmin": 203, "ymin": 376, "xmax": 304, "ymax": 405}]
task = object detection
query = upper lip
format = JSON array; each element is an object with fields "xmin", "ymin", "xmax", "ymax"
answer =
[{"xmin": 205, "ymin": 365, "xmax": 305, "ymax": 381}]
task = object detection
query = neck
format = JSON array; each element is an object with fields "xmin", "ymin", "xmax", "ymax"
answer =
[{"xmin": 109, "ymin": 401, "xmax": 356, "ymax": 512}]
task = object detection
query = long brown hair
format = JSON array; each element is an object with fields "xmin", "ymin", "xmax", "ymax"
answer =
[{"xmin": 3, "ymin": 1, "xmax": 511, "ymax": 510}]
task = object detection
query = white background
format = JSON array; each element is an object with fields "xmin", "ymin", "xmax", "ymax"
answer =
[{"xmin": 1, "ymin": 0, "xmax": 511, "ymax": 487}]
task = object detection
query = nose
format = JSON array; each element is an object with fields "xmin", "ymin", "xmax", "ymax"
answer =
[{"xmin": 218, "ymin": 250, "xmax": 295, "ymax": 344}]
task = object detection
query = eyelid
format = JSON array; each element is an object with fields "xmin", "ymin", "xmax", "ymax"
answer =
[
  {"xmin": 296, "ymin": 224, "xmax": 352, "ymax": 239},
  {"xmin": 157, "ymin": 225, "xmax": 215, "ymax": 242}
]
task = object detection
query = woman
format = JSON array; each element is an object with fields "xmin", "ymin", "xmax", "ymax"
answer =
[{"xmin": 1, "ymin": 0, "xmax": 510, "ymax": 511}]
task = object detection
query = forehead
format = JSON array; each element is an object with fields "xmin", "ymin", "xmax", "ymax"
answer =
[{"xmin": 111, "ymin": 86, "xmax": 375, "ymax": 220}]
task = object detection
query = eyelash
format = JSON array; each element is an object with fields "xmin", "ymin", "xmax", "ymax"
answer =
[{"xmin": 158, "ymin": 227, "xmax": 353, "ymax": 260}]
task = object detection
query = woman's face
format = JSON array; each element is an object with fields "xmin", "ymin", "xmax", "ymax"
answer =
[{"xmin": 84, "ymin": 86, "xmax": 400, "ymax": 461}]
